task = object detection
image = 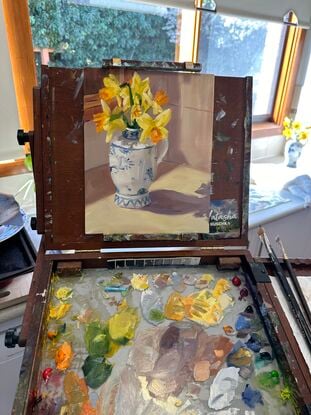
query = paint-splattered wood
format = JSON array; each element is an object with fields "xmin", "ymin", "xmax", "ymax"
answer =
[
  {"xmin": 32, "ymin": 86, "xmax": 45, "ymax": 234},
  {"xmin": 14, "ymin": 241, "xmax": 53, "ymax": 415}
]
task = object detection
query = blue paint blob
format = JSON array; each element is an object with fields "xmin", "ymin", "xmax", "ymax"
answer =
[
  {"xmin": 245, "ymin": 333, "xmax": 262, "ymax": 353},
  {"xmin": 104, "ymin": 286, "xmax": 128, "ymax": 292},
  {"xmin": 242, "ymin": 384, "xmax": 264, "ymax": 408},
  {"xmin": 235, "ymin": 315, "xmax": 251, "ymax": 331}
]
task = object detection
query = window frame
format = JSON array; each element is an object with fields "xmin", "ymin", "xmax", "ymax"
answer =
[{"xmin": 188, "ymin": 2, "xmax": 307, "ymax": 138}]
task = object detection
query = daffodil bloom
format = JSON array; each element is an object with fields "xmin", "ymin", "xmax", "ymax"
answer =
[
  {"xmin": 155, "ymin": 89, "xmax": 168, "ymax": 106},
  {"xmin": 120, "ymin": 86, "xmax": 131, "ymax": 111},
  {"xmin": 292, "ymin": 121, "xmax": 301, "ymax": 130},
  {"xmin": 149, "ymin": 90, "xmax": 169, "ymax": 115},
  {"xmin": 137, "ymin": 109, "xmax": 172, "ymax": 144},
  {"xmin": 282, "ymin": 128, "xmax": 292, "ymax": 140},
  {"xmin": 93, "ymin": 111, "xmax": 110, "ymax": 133},
  {"xmin": 93, "ymin": 100, "xmax": 126, "ymax": 143},
  {"xmin": 298, "ymin": 130, "xmax": 309, "ymax": 141},
  {"xmin": 283, "ymin": 117, "xmax": 291, "ymax": 128},
  {"xmin": 130, "ymin": 72, "xmax": 150, "ymax": 98},
  {"xmin": 130, "ymin": 104, "xmax": 143, "ymax": 122},
  {"xmin": 141, "ymin": 91, "xmax": 153, "ymax": 113},
  {"xmin": 99, "ymin": 74, "xmax": 122, "ymax": 106}
]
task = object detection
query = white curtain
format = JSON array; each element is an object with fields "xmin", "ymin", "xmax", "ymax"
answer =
[{"xmin": 131, "ymin": 0, "xmax": 311, "ymax": 28}]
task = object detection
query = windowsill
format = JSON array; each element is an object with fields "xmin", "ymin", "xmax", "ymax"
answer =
[
  {"xmin": 252, "ymin": 122, "xmax": 282, "ymax": 139},
  {"xmin": 249, "ymin": 154, "xmax": 311, "ymax": 228}
]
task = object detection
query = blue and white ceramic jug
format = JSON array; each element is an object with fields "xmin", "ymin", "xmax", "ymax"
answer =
[{"xmin": 109, "ymin": 128, "xmax": 168, "ymax": 208}]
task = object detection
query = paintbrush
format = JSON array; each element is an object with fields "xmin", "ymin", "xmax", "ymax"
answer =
[
  {"xmin": 257, "ymin": 226, "xmax": 311, "ymax": 351},
  {"xmin": 276, "ymin": 235, "xmax": 311, "ymax": 327}
]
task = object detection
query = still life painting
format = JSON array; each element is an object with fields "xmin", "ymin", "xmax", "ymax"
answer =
[
  {"xmin": 84, "ymin": 69, "xmax": 215, "ymax": 237},
  {"xmin": 33, "ymin": 263, "xmax": 297, "ymax": 414}
]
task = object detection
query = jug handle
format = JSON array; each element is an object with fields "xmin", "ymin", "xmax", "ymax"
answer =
[{"xmin": 156, "ymin": 139, "xmax": 169, "ymax": 165}]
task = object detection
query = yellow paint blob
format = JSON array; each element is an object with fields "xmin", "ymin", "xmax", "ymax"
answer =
[
  {"xmin": 164, "ymin": 293, "xmax": 186, "ymax": 321},
  {"xmin": 49, "ymin": 303, "xmax": 71, "ymax": 320},
  {"xmin": 165, "ymin": 282, "xmax": 233, "ymax": 327},
  {"xmin": 212, "ymin": 278, "xmax": 231, "ymax": 298},
  {"xmin": 55, "ymin": 286, "xmax": 73, "ymax": 301},
  {"xmin": 131, "ymin": 273, "xmax": 149, "ymax": 290},
  {"xmin": 108, "ymin": 306, "xmax": 139, "ymax": 343}
]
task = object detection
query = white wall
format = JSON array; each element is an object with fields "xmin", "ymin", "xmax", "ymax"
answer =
[{"xmin": 0, "ymin": 2, "xmax": 23, "ymax": 162}]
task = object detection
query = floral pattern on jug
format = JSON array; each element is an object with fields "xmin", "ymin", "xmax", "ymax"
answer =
[{"xmin": 109, "ymin": 128, "xmax": 168, "ymax": 208}]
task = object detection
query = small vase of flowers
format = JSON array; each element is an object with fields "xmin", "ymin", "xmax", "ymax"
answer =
[
  {"xmin": 93, "ymin": 72, "xmax": 171, "ymax": 208},
  {"xmin": 282, "ymin": 117, "xmax": 309, "ymax": 168}
]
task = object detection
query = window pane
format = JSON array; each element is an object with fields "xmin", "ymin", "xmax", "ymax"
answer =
[
  {"xmin": 28, "ymin": 0, "xmax": 179, "ymax": 71},
  {"xmin": 198, "ymin": 13, "xmax": 285, "ymax": 117}
]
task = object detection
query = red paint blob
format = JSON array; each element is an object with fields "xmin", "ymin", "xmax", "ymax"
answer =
[
  {"xmin": 232, "ymin": 276, "xmax": 241, "ymax": 287},
  {"xmin": 42, "ymin": 367, "xmax": 53, "ymax": 383},
  {"xmin": 239, "ymin": 287, "xmax": 249, "ymax": 300}
]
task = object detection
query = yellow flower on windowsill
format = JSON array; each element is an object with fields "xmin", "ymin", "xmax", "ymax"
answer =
[
  {"xmin": 137, "ymin": 109, "xmax": 172, "ymax": 144},
  {"xmin": 282, "ymin": 116, "xmax": 310, "ymax": 144}
]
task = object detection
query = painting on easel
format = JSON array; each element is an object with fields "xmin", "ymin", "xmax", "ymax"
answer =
[{"xmin": 84, "ymin": 68, "xmax": 215, "ymax": 238}]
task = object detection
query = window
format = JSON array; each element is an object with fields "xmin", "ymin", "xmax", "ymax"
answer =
[
  {"xmin": 3, "ymin": 0, "xmax": 306, "ymax": 142},
  {"xmin": 28, "ymin": 0, "xmax": 179, "ymax": 74},
  {"xmin": 198, "ymin": 13, "xmax": 285, "ymax": 119}
]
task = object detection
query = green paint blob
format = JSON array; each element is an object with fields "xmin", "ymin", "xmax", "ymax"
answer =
[
  {"xmin": 85, "ymin": 322, "xmax": 110, "ymax": 357},
  {"xmin": 256, "ymin": 370, "xmax": 280, "ymax": 389},
  {"xmin": 149, "ymin": 309, "xmax": 165, "ymax": 322},
  {"xmin": 82, "ymin": 355, "xmax": 113, "ymax": 389}
]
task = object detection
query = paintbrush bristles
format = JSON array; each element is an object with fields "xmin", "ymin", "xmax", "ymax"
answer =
[
  {"xmin": 275, "ymin": 236, "xmax": 288, "ymax": 260},
  {"xmin": 257, "ymin": 226, "xmax": 272, "ymax": 255}
]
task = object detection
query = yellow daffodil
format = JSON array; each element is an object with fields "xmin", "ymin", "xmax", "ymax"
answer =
[
  {"xmin": 154, "ymin": 89, "xmax": 169, "ymax": 106},
  {"xmin": 292, "ymin": 121, "xmax": 301, "ymax": 130},
  {"xmin": 283, "ymin": 116, "xmax": 291, "ymax": 128},
  {"xmin": 140, "ymin": 91, "xmax": 153, "ymax": 113},
  {"xmin": 93, "ymin": 111, "xmax": 110, "ymax": 133},
  {"xmin": 137, "ymin": 109, "xmax": 172, "ymax": 144},
  {"xmin": 99, "ymin": 74, "xmax": 122, "ymax": 106},
  {"xmin": 282, "ymin": 127, "xmax": 292, "ymax": 140},
  {"xmin": 130, "ymin": 72, "xmax": 150, "ymax": 98},
  {"xmin": 130, "ymin": 104, "xmax": 143, "ymax": 122},
  {"xmin": 93, "ymin": 100, "xmax": 126, "ymax": 143},
  {"xmin": 298, "ymin": 130, "xmax": 309, "ymax": 141},
  {"xmin": 147, "ymin": 90, "xmax": 169, "ymax": 115},
  {"xmin": 120, "ymin": 86, "xmax": 131, "ymax": 111}
]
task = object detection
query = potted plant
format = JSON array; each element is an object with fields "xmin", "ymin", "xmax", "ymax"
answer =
[{"xmin": 282, "ymin": 117, "xmax": 309, "ymax": 168}]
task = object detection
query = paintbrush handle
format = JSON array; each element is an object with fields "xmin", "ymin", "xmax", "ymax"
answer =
[
  {"xmin": 283, "ymin": 257, "xmax": 311, "ymax": 327},
  {"xmin": 269, "ymin": 248, "xmax": 311, "ymax": 350}
]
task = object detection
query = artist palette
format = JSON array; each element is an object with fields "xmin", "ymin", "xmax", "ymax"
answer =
[
  {"xmin": 13, "ymin": 61, "xmax": 311, "ymax": 414},
  {"xmin": 33, "ymin": 265, "xmax": 294, "ymax": 414}
]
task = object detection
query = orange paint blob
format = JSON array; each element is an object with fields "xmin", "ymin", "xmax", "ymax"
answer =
[{"xmin": 55, "ymin": 342, "xmax": 73, "ymax": 371}]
